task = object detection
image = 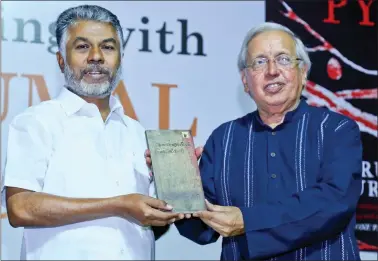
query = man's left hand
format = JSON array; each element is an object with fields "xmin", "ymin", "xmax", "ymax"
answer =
[{"xmin": 193, "ymin": 200, "xmax": 245, "ymax": 237}]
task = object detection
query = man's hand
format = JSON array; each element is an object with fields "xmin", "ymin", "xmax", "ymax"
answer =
[
  {"xmin": 193, "ymin": 200, "xmax": 245, "ymax": 237},
  {"xmin": 116, "ymin": 194, "xmax": 184, "ymax": 226}
]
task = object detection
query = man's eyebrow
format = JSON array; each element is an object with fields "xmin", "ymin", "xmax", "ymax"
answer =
[
  {"xmin": 101, "ymin": 38, "xmax": 117, "ymax": 45},
  {"xmin": 72, "ymin": 37, "xmax": 117, "ymax": 46},
  {"xmin": 72, "ymin": 36, "xmax": 89, "ymax": 45}
]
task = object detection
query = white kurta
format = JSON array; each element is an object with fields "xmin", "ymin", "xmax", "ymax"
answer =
[{"xmin": 2, "ymin": 87, "xmax": 155, "ymax": 260}]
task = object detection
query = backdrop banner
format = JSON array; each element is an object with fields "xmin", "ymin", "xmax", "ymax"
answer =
[{"xmin": 1, "ymin": 1, "xmax": 377, "ymax": 260}]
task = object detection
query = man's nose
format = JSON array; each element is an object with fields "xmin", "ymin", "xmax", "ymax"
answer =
[
  {"xmin": 87, "ymin": 47, "xmax": 104, "ymax": 64},
  {"xmin": 266, "ymin": 59, "xmax": 279, "ymax": 76}
]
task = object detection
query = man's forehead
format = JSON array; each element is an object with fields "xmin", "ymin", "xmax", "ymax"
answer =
[
  {"xmin": 248, "ymin": 30, "xmax": 295, "ymax": 54},
  {"xmin": 67, "ymin": 20, "xmax": 119, "ymax": 41}
]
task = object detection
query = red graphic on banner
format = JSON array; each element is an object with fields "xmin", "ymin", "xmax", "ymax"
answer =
[
  {"xmin": 280, "ymin": 0, "xmax": 377, "ymax": 76},
  {"xmin": 280, "ymin": 0, "xmax": 377, "ymax": 139},
  {"xmin": 326, "ymin": 57, "xmax": 342, "ymax": 80},
  {"xmin": 304, "ymin": 80, "xmax": 377, "ymax": 137},
  {"xmin": 335, "ymin": 89, "xmax": 377, "ymax": 99},
  {"xmin": 358, "ymin": 240, "xmax": 378, "ymax": 251}
]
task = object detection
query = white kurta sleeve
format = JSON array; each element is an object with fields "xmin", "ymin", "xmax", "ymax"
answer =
[{"xmin": 2, "ymin": 112, "xmax": 52, "ymax": 201}]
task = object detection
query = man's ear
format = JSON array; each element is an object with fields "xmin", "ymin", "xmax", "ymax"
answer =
[
  {"xmin": 56, "ymin": 51, "xmax": 65, "ymax": 73},
  {"xmin": 241, "ymin": 70, "xmax": 249, "ymax": 93},
  {"xmin": 301, "ymin": 65, "xmax": 308, "ymax": 87}
]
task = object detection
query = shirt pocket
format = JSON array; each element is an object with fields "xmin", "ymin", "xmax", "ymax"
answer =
[{"xmin": 46, "ymin": 131, "xmax": 109, "ymax": 198}]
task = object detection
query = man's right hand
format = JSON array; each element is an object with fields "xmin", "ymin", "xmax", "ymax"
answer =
[
  {"xmin": 5, "ymin": 188, "xmax": 182, "ymax": 228},
  {"xmin": 116, "ymin": 194, "xmax": 183, "ymax": 226}
]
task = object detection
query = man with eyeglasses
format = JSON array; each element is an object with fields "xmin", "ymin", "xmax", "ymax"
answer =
[{"xmin": 172, "ymin": 22, "xmax": 363, "ymax": 260}]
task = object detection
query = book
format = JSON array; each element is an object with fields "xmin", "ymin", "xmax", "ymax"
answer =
[{"xmin": 145, "ymin": 130, "xmax": 206, "ymax": 213}]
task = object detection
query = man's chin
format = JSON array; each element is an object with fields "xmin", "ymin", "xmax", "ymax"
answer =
[
  {"xmin": 82, "ymin": 92, "xmax": 110, "ymax": 99},
  {"xmin": 83, "ymin": 89, "xmax": 113, "ymax": 98},
  {"xmin": 67, "ymin": 84, "xmax": 113, "ymax": 98},
  {"xmin": 82, "ymin": 78, "xmax": 109, "ymax": 85}
]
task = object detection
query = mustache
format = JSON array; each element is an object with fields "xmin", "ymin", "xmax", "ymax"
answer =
[{"xmin": 81, "ymin": 65, "xmax": 111, "ymax": 76}]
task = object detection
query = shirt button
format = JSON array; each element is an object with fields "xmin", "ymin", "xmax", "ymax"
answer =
[
  {"xmin": 270, "ymin": 152, "xmax": 276, "ymax": 157},
  {"xmin": 272, "ymin": 132, "xmax": 276, "ymax": 135},
  {"xmin": 120, "ymin": 248, "xmax": 124, "ymax": 254},
  {"xmin": 271, "ymin": 174, "xmax": 277, "ymax": 179},
  {"xmin": 116, "ymin": 181, "xmax": 119, "ymax": 186}
]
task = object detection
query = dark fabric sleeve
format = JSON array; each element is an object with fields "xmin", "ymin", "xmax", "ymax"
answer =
[{"xmin": 175, "ymin": 133, "xmax": 220, "ymax": 245}]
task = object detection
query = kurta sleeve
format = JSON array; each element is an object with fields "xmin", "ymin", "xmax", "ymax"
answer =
[
  {"xmin": 239, "ymin": 119, "xmax": 362, "ymax": 259},
  {"xmin": 1, "ymin": 112, "xmax": 52, "ymax": 206},
  {"xmin": 175, "ymin": 132, "xmax": 220, "ymax": 245}
]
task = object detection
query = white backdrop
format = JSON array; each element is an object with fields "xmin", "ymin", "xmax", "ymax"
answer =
[{"xmin": 0, "ymin": 1, "xmax": 376, "ymax": 260}]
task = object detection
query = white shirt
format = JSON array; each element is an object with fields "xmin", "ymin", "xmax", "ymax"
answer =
[{"xmin": 2, "ymin": 87, "xmax": 156, "ymax": 260}]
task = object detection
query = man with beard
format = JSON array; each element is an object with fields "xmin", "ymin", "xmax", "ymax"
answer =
[{"xmin": 2, "ymin": 5, "xmax": 183, "ymax": 260}]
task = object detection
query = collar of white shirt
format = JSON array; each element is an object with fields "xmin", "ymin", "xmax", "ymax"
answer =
[{"xmin": 56, "ymin": 87, "xmax": 128, "ymax": 126}]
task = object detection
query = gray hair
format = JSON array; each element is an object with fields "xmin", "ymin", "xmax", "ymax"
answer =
[
  {"xmin": 55, "ymin": 5, "xmax": 125, "ymax": 58},
  {"xmin": 237, "ymin": 22, "xmax": 311, "ymax": 76}
]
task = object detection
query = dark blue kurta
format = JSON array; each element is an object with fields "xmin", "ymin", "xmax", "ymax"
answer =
[{"xmin": 175, "ymin": 98, "xmax": 362, "ymax": 260}]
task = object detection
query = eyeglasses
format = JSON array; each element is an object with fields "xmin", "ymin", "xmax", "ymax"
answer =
[{"xmin": 245, "ymin": 54, "xmax": 302, "ymax": 72}]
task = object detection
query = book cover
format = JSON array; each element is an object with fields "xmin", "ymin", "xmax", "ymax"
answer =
[{"xmin": 145, "ymin": 130, "xmax": 206, "ymax": 213}]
